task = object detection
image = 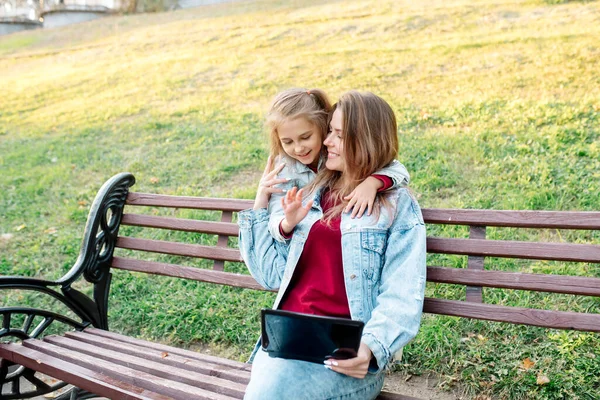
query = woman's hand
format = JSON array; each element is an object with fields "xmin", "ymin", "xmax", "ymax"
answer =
[
  {"xmin": 280, "ymin": 187, "xmax": 313, "ymax": 234},
  {"xmin": 253, "ymin": 156, "xmax": 287, "ymax": 210},
  {"xmin": 343, "ymin": 176, "xmax": 383, "ymax": 218},
  {"xmin": 324, "ymin": 342, "xmax": 373, "ymax": 379}
]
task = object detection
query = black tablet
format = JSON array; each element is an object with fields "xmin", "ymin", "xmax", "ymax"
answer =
[{"xmin": 260, "ymin": 309, "xmax": 364, "ymax": 364}]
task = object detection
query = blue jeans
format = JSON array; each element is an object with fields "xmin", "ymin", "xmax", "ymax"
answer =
[{"xmin": 244, "ymin": 349, "xmax": 385, "ymax": 400}]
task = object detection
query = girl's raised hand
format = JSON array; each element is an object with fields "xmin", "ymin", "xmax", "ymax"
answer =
[
  {"xmin": 253, "ymin": 156, "xmax": 288, "ymax": 210},
  {"xmin": 280, "ymin": 187, "xmax": 313, "ymax": 234}
]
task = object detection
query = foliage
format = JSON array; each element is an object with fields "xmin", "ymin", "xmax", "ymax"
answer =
[{"xmin": 1, "ymin": 0, "xmax": 599, "ymax": 398}]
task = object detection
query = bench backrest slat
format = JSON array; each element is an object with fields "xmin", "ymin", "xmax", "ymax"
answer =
[
  {"xmin": 111, "ymin": 256, "xmax": 263, "ymax": 290},
  {"xmin": 115, "ymin": 237, "xmax": 243, "ymax": 262},
  {"xmin": 126, "ymin": 193, "xmax": 600, "ymax": 229},
  {"xmin": 126, "ymin": 193, "xmax": 252, "ymax": 211},
  {"xmin": 424, "ymin": 298, "xmax": 600, "ymax": 332},
  {"xmin": 427, "ymin": 237, "xmax": 600, "ymax": 262},
  {"xmin": 423, "ymin": 209, "xmax": 600, "ymax": 229},
  {"xmin": 121, "ymin": 214, "xmax": 239, "ymax": 236},
  {"xmin": 428, "ymin": 266, "xmax": 600, "ymax": 296}
]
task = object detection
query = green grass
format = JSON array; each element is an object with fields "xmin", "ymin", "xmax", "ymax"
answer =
[{"xmin": 1, "ymin": 0, "xmax": 599, "ymax": 398}]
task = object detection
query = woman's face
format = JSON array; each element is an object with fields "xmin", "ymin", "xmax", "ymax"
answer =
[
  {"xmin": 323, "ymin": 108, "xmax": 345, "ymax": 172},
  {"xmin": 278, "ymin": 117, "xmax": 322, "ymax": 169}
]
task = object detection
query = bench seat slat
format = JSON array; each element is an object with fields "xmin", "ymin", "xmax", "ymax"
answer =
[
  {"xmin": 41, "ymin": 335, "xmax": 247, "ymax": 397},
  {"xmin": 23, "ymin": 340, "xmax": 239, "ymax": 400},
  {"xmin": 0, "ymin": 343, "xmax": 171, "ymax": 400},
  {"xmin": 423, "ymin": 209, "xmax": 600, "ymax": 229},
  {"xmin": 85, "ymin": 327, "xmax": 251, "ymax": 370},
  {"xmin": 127, "ymin": 193, "xmax": 253, "ymax": 212},
  {"xmin": 62, "ymin": 331, "xmax": 250, "ymax": 383},
  {"xmin": 116, "ymin": 237, "xmax": 243, "ymax": 262},
  {"xmin": 424, "ymin": 298, "xmax": 600, "ymax": 332},
  {"xmin": 427, "ymin": 237, "xmax": 600, "ymax": 262},
  {"xmin": 427, "ymin": 266, "xmax": 600, "ymax": 296},
  {"xmin": 111, "ymin": 256, "xmax": 264, "ymax": 290},
  {"xmin": 122, "ymin": 214, "xmax": 239, "ymax": 236}
]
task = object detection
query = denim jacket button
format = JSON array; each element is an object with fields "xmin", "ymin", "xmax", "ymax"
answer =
[{"xmin": 350, "ymin": 274, "xmax": 357, "ymax": 280}]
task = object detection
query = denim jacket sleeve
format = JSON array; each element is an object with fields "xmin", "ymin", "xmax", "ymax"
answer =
[
  {"xmin": 373, "ymin": 159, "xmax": 410, "ymax": 189},
  {"xmin": 361, "ymin": 191, "xmax": 427, "ymax": 373},
  {"xmin": 238, "ymin": 208, "xmax": 290, "ymax": 290}
]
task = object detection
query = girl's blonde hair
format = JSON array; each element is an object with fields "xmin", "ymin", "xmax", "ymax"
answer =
[
  {"xmin": 266, "ymin": 88, "xmax": 332, "ymax": 158},
  {"xmin": 309, "ymin": 90, "xmax": 399, "ymax": 221}
]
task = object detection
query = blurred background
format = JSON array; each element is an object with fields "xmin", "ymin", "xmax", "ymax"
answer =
[{"xmin": 1, "ymin": 1, "xmax": 599, "ymax": 398}]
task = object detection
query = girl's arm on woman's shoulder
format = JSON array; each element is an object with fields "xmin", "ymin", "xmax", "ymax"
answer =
[
  {"xmin": 344, "ymin": 160, "xmax": 410, "ymax": 218},
  {"xmin": 373, "ymin": 159, "xmax": 410, "ymax": 189},
  {"xmin": 361, "ymin": 189, "xmax": 427, "ymax": 373}
]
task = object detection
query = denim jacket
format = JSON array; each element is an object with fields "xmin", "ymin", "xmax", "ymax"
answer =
[
  {"xmin": 238, "ymin": 187, "xmax": 427, "ymax": 373},
  {"xmin": 268, "ymin": 155, "xmax": 411, "ymax": 242}
]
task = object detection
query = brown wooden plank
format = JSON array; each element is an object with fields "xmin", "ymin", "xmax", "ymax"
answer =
[
  {"xmin": 121, "ymin": 214, "xmax": 239, "ymax": 236},
  {"xmin": 423, "ymin": 208, "xmax": 600, "ymax": 229},
  {"xmin": 23, "ymin": 340, "xmax": 239, "ymax": 400},
  {"xmin": 61, "ymin": 331, "xmax": 250, "ymax": 384},
  {"xmin": 111, "ymin": 257, "xmax": 266, "ymax": 291},
  {"xmin": 466, "ymin": 226, "xmax": 486, "ymax": 303},
  {"xmin": 423, "ymin": 298, "xmax": 600, "ymax": 332},
  {"xmin": 41, "ymin": 335, "xmax": 247, "ymax": 397},
  {"xmin": 84, "ymin": 327, "xmax": 252, "ymax": 371},
  {"xmin": 427, "ymin": 266, "xmax": 600, "ymax": 296},
  {"xmin": 0, "ymin": 343, "xmax": 171, "ymax": 400},
  {"xmin": 427, "ymin": 237, "xmax": 600, "ymax": 262},
  {"xmin": 116, "ymin": 237, "xmax": 243, "ymax": 262},
  {"xmin": 126, "ymin": 193, "xmax": 253, "ymax": 212}
]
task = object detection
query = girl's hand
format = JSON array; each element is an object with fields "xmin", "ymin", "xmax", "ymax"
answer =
[
  {"xmin": 324, "ymin": 342, "xmax": 373, "ymax": 379},
  {"xmin": 253, "ymin": 156, "xmax": 288, "ymax": 210},
  {"xmin": 280, "ymin": 187, "xmax": 313, "ymax": 234},
  {"xmin": 343, "ymin": 176, "xmax": 383, "ymax": 218}
]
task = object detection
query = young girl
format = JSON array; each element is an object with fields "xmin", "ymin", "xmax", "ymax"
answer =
[
  {"xmin": 238, "ymin": 91, "xmax": 427, "ymax": 399},
  {"xmin": 252, "ymin": 88, "xmax": 410, "ymax": 242}
]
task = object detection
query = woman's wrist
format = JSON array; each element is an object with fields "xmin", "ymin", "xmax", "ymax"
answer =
[{"xmin": 280, "ymin": 218, "xmax": 295, "ymax": 235}]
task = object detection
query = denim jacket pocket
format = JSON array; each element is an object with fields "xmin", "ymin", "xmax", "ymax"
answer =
[{"xmin": 360, "ymin": 230, "xmax": 387, "ymax": 284}]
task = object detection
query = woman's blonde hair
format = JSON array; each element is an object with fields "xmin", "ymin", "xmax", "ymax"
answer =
[
  {"xmin": 266, "ymin": 88, "xmax": 332, "ymax": 158},
  {"xmin": 309, "ymin": 90, "xmax": 399, "ymax": 221}
]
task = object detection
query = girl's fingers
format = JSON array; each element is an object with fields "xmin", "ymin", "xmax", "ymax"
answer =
[
  {"xmin": 353, "ymin": 203, "xmax": 368, "ymax": 219},
  {"xmin": 345, "ymin": 198, "xmax": 357, "ymax": 214},
  {"xmin": 367, "ymin": 200, "xmax": 373, "ymax": 216},
  {"xmin": 264, "ymin": 178, "xmax": 288, "ymax": 187},
  {"xmin": 266, "ymin": 163, "xmax": 285, "ymax": 178},
  {"xmin": 262, "ymin": 156, "xmax": 273, "ymax": 176}
]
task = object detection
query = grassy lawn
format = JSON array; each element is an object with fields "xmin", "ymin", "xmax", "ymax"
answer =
[{"xmin": 1, "ymin": 0, "xmax": 599, "ymax": 398}]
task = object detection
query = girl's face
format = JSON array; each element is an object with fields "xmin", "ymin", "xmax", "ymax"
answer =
[
  {"xmin": 278, "ymin": 117, "xmax": 322, "ymax": 169},
  {"xmin": 323, "ymin": 108, "xmax": 345, "ymax": 172}
]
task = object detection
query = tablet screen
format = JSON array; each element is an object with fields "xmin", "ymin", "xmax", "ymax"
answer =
[{"xmin": 260, "ymin": 309, "xmax": 364, "ymax": 364}]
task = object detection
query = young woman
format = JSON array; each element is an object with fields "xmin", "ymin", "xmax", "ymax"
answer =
[
  {"xmin": 238, "ymin": 91, "xmax": 427, "ymax": 400},
  {"xmin": 254, "ymin": 88, "xmax": 410, "ymax": 242}
]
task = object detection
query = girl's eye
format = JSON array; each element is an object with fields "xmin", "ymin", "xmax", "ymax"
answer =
[{"xmin": 301, "ymin": 135, "xmax": 312, "ymax": 141}]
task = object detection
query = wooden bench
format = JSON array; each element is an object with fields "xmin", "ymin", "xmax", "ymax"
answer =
[{"xmin": 1, "ymin": 172, "xmax": 599, "ymax": 400}]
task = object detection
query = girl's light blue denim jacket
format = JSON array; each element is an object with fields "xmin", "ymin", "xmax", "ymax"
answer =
[
  {"xmin": 267, "ymin": 155, "xmax": 410, "ymax": 242},
  {"xmin": 238, "ymin": 186, "xmax": 427, "ymax": 373}
]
